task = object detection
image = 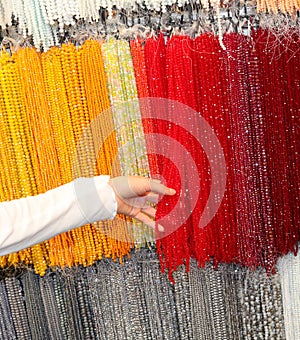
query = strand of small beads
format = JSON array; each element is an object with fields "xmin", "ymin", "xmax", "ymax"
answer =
[
  {"xmin": 142, "ymin": 33, "xmax": 169, "ymax": 197},
  {"xmin": 15, "ymin": 47, "xmax": 65, "ymax": 275},
  {"xmin": 0, "ymin": 51, "xmax": 37, "ymax": 198},
  {"xmin": 255, "ymin": 30, "xmax": 299, "ymax": 261},
  {"xmin": 159, "ymin": 34, "xmax": 197, "ymax": 277},
  {"xmin": 143, "ymin": 34, "xmax": 170, "ymax": 273},
  {"xmin": 51, "ymin": 271, "xmax": 70, "ymax": 339},
  {"xmin": 41, "ymin": 46, "xmax": 79, "ymax": 268},
  {"xmin": 282, "ymin": 33, "xmax": 300, "ymax": 251},
  {"xmin": 222, "ymin": 33, "xmax": 266, "ymax": 269},
  {"xmin": 0, "ymin": 50, "xmax": 36, "ymax": 268},
  {"xmin": 0, "ymin": 74, "xmax": 11, "ymax": 204},
  {"xmin": 39, "ymin": 273, "xmax": 65, "ymax": 338},
  {"xmin": 0, "ymin": 55, "xmax": 22, "ymax": 202},
  {"xmin": 130, "ymin": 38, "xmax": 150, "ymax": 98},
  {"xmin": 15, "ymin": 48, "xmax": 61, "ymax": 191},
  {"xmin": 102, "ymin": 37, "xmax": 154, "ymax": 247},
  {"xmin": 81, "ymin": 39, "xmax": 131, "ymax": 261},
  {"xmin": 244, "ymin": 32, "xmax": 277, "ymax": 272},
  {"xmin": 20, "ymin": 271, "xmax": 50, "ymax": 339},
  {"xmin": 192, "ymin": 33, "xmax": 238, "ymax": 265},
  {"xmin": 41, "ymin": 47, "xmax": 74, "ymax": 184},
  {"xmin": 5, "ymin": 276, "xmax": 31, "ymax": 339},
  {"xmin": 60, "ymin": 42, "xmax": 101, "ymax": 267},
  {"xmin": 118, "ymin": 39, "xmax": 150, "ymax": 177},
  {"xmin": 100, "ymin": 38, "xmax": 135, "ymax": 251},
  {"xmin": 0, "ymin": 278, "xmax": 17, "ymax": 337},
  {"xmin": 130, "ymin": 38, "xmax": 161, "ymax": 188},
  {"xmin": 185, "ymin": 35, "xmax": 214, "ymax": 265}
]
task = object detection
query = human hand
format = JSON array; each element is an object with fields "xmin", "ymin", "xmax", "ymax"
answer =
[{"xmin": 108, "ymin": 176, "xmax": 176, "ymax": 231}]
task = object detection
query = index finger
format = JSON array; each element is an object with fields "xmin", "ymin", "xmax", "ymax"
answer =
[{"xmin": 149, "ymin": 179, "xmax": 176, "ymax": 196}]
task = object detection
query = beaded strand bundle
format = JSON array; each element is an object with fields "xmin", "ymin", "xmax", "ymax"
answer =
[
  {"xmin": 0, "ymin": 50, "xmax": 36, "ymax": 268},
  {"xmin": 133, "ymin": 31, "xmax": 300, "ymax": 279},
  {"xmin": 102, "ymin": 37, "xmax": 154, "ymax": 246},
  {"xmin": 80, "ymin": 39, "xmax": 132, "ymax": 260},
  {"xmin": 15, "ymin": 47, "xmax": 70, "ymax": 275}
]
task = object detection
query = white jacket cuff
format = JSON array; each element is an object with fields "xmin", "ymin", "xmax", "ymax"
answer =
[{"xmin": 73, "ymin": 175, "xmax": 117, "ymax": 223}]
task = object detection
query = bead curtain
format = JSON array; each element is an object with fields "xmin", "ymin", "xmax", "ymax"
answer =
[
  {"xmin": 0, "ymin": 1, "xmax": 299, "ymax": 339},
  {"xmin": 0, "ymin": 31, "xmax": 299, "ymax": 280}
]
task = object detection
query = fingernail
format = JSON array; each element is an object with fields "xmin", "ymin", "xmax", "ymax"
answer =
[
  {"xmin": 158, "ymin": 224, "xmax": 165, "ymax": 232},
  {"xmin": 168, "ymin": 188, "xmax": 176, "ymax": 195}
]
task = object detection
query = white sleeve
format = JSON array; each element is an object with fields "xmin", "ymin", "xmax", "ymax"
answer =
[{"xmin": 0, "ymin": 175, "xmax": 117, "ymax": 256}]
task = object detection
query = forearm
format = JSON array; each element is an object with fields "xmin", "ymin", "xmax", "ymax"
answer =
[{"xmin": 0, "ymin": 176, "xmax": 117, "ymax": 256}]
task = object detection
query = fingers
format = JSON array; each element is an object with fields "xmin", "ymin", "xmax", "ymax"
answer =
[
  {"xmin": 134, "ymin": 211, "xmax": 165, "ymax": 232},
  {"xmin": 109, "ymin": 176, "xmax": 176, "ymax": 199},
  {"xmin": 141, "ymin": 205, "xmax": 156, "ymax": 218},
  {"xmin": 127, "ymin": 176, "xmax": 174, "ymax": 196},
  {"xmin": 126, "ymin": 204, "xmax": 162, "ymax": 231},
  {"xmin": 146, "ymin": 193, "xmax": 159, "ymax": 203},
  {"xmin": 149, "ymin": 179, "xmax": 176, "ymax": 196},
  {"xmin": 109, "ymin": 176, "xmax": 175, "ymax": 233},
  {"xmin": 128, "ymin": 205, "xmax": 156, "ymax": 219}
]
